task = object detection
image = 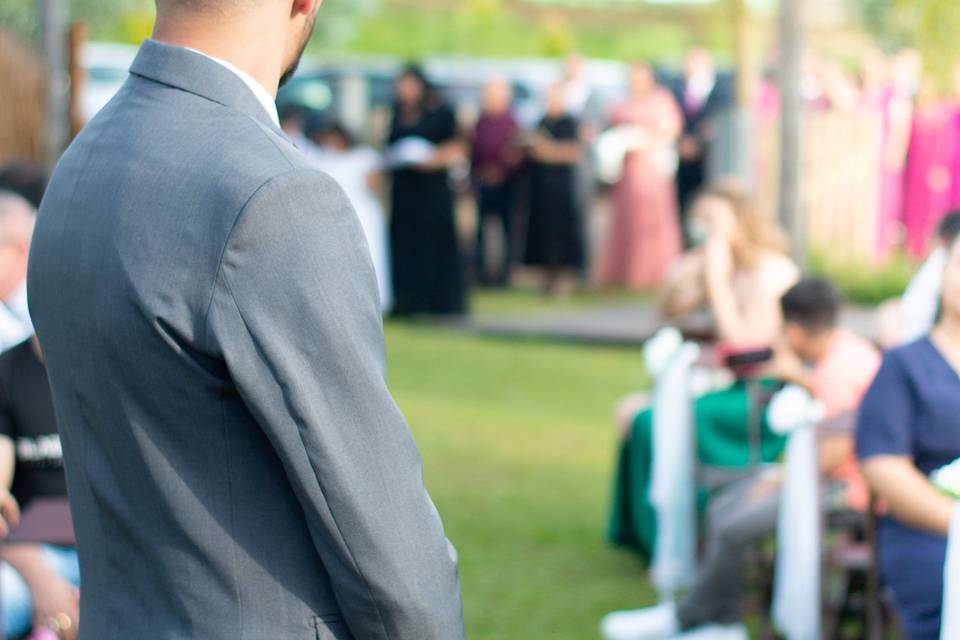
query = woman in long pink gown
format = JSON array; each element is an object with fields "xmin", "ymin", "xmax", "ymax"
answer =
[
  {"xmin": 903, "ymin": 79, "xmax": 957, "ymax": 260},
  {"xmin": 596, "ymin": 62, "xmax": 683, "ymax": 290},
  {"xmin": 872, "ymin": 50, "xmax": 920, "ymax": 260}
]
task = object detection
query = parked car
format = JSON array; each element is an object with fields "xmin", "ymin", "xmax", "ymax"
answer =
[{"xmin": 80, "ymin": 42, "xmax": 139, "ymax": 123}]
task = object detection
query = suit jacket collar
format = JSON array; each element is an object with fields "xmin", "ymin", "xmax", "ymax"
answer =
[{"xmin": 129, "ymin": 39, "xmax": 281, "ymax": 133}]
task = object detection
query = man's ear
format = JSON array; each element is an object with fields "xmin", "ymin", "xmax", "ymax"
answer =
[{"xmin": 290, "ymin": 0, "xmax": 320, "ymax": 18}]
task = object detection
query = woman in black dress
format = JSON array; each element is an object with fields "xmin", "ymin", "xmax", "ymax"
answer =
[
  {"xmin": 387, "ymin": 65, "xmax": 467, "ymax": 317},
  {"xmin": 524, "ymin": 83, "xmax": 585, "ymax": 295}
]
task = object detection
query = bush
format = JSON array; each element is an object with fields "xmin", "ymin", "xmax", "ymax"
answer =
[{"xmin": 808, "ymin": 249, "xmax": 916, "ymax": 306}]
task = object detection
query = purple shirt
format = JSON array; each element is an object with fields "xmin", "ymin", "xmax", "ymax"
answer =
[{"xmin": 471, "ymin": 111, "xmax": 519, "ymax": 183}]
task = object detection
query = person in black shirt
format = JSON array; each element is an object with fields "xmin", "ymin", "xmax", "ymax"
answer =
[
  {"xmin": 387, "ymin": 65, "xmax": 468, "ymax": 317},
  {"xmin": 0, "ymin": 337, "xmax": 78, "ymax": 639},
  {"xmin": 523, "ymin": 83, "xmax": 585, "ymax": 296}
]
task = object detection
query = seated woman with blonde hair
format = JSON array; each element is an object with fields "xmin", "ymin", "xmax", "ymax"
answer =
[
  {"xmin": 608, "ymin": 185, "xmax": 800, "ymax": 564},
  {"xmin": 659, "ymin": 182, "xmax": 800, "ymax": 349}
]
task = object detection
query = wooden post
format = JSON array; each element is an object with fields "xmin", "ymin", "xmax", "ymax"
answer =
[
  {"xmin": 731, "ymin": 0, "xmax": 751, "ymax": 110},
  {"xmin": 778, "ymin": 0, "xmax": 804, "ymax": 264},
  {"xmin": 69, "ymin": 22, "xmax": 89, "ymax": 138}
]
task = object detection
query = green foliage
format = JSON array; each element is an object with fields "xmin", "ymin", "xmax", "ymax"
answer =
[
  {"xmin": 853, "ymin": 0, "xmax": 960, "ymax": 87},
  {"xmin": 339, "ymin": 1, "xmax": 732, "ymax": 60},
  {"xmin": 1, "ymin": 0, "xmax": 378, "ymax": 48},
  {"xmin": 0, "ymin": 0, "xmax": 154, "ymax": 42},
  {"xmin": 383, "ymin": 318, "xmax": 652, "ymax": 639},
  {"xmin": 5, "ymin": 0, "xmax": 734, "ymax": 61},
  {"xmin": 808, "ymin": 248, "xmax": 915, "ymax": 306}
]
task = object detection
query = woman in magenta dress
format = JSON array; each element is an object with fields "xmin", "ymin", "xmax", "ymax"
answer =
[
  {"xmin": 596, "ymin": 62, "xmax": 683, "ymax": 290},
  {"xmin": 903, "ymin": 78, "xmax": 957, "ymax": 260},
  {"xmin": 876, "ymin": 50, "xmax": 920, "ymax": 260},
  {"xmin": 949, "ymin": 63, "xmax": 960, "ymax": 212}
]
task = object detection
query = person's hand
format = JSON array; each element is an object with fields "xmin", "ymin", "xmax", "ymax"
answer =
[
  {"xmin": 749, "ymin": 467, "xmax": 785, "ymax": 501},
  {"xmin": 30, "ymin": 571, "xmax": 80, "ymax": 640},
  {"xmin": 479, "ymin": 165, "xmax": 504, "ymax": 185},
  {"xmin": 678, "ymin": 135, "xmax": 700, "ymax": 160},
  {"xmin": 703, "ymin": 238, "xmax": 734, "ymax": 289},
  {"xmin": 615, "ymin": 392, "xmax": 650, "ymax": 439},
  {"xmin": 766, "ymin": 347, "xmax": 810, "ymax": 389},
  {"xmin": 0, "ymin": 490, "xmax": 20, "ymax": 537},
  {"xmin": 415, "ymin": 144, "xmax": 465, "ymax": 172}
]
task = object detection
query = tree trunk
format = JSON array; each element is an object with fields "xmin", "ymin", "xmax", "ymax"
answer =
[
  {"xmin": 778, "ymin": 0, "xmax": 804, "ymax": 264},
  {"xmin": 39, "ymin": 0, "xmax": 70, "ymax": 169}
]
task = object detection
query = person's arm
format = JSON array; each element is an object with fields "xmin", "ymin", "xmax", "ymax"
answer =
[
  {"xmin": 885, "ymin": 97, "xmax": 913, "ymax": 172},
  {"xmin": 658, "ymin": 251, "xmax": 707, "ymax": 318},
  {"xmin": 529, "ymin": 136, "xmax": 580, "ymax": 164},
  {"xmin": 659, "ymin": 91, "xmax": 684, "ymax": 144},
  {"xmin": 206, "ymin": 169, "xmax": 464, "ymax": 640},
  {"xmin": 863, "ymin": 456, "xmax": 955, "ymax": 536},
  {"xmin": 0, "ymin": 432, "xmax": 73, "ymax": 637},
  {"xmin": 0, "ymin": 393, "xmax": 21, "ymax": 535},
  {"xmin": 0, "ymin": 434, "xmax": 14, "ymax": 490},
  {"xmin": 819, "ymin": 434, "xmax": 854, "ymax": 475},
  {"xmin": 417, "ymin": 107, "xmax": 467, "ymax": 172},
  {"xmin": 856, "ymin": 350, "xmax": 955, "ymax": 536},
  {"xmin": 703, "ymin": 238, "xmax": 748, "ymax": 344},
  {"xmin": 2, "ymin": 544, "xmax": 79, "ymax": 640},
  {"xmin": 417, "ymin": 140, "xmax": 467, "ymax": 171},
  {"xmin": 901, "ymin": 249, "xmax": 946, "ymax": 343}
]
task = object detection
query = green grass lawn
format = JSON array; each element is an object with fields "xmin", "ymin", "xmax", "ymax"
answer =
[
  {"xmin": 383, "ymin": 320, "xmax": 655, "ymax": 639},
  {"xmin": 469, "ymin": 287, "xmax": 649, "ymax": 317}
]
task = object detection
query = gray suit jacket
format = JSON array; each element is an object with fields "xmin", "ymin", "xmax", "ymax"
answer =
[{"xmin": 27, "ymin": 40, "xmax": 464, "ymax": 640}]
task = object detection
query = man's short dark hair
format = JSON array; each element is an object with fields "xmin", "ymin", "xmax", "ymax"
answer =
[
  {"xmin": 0, "ymin": 161, "xmax": 48, "ymax": 209},
  {"xmin": 781, "ymin": 278, "xmax": 841, "ymax": 332},
  {"xmin": 155, "ymin": 0, "xmax": 249, "ymax": 13},
  {"xmin": 938, "ymin": 212, "xmax": 960, "ymax": 246}
]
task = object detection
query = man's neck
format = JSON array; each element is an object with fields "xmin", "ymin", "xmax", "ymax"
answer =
[{"xmin": 152, "ymin": 20, "xmax": 284, "ymax": 99}]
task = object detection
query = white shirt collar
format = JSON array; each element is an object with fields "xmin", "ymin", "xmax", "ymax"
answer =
[
  {"xmin": 686, "ymin": 71, "xmax": 716, "ymax": 103},
  {"xmin": 185, "ymin": 48, "xmax": 280, "ymax": 127}
]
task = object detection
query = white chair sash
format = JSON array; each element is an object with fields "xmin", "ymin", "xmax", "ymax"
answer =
[
  {"xmin": 768, "ymin": 385, "xmax": 823, "ymax": 640},
  {"xmin": 942, "ymin": 504, "xmax": 960, "ymax": 640},
  {"xmin": 645, "ymin": 328, "xmax": 700, "ymax": 599}
]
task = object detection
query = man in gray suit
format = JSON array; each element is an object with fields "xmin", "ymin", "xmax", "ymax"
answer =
[{"xmin": 27, "ymin": 1, "xmax": 465, "ymax": 638}]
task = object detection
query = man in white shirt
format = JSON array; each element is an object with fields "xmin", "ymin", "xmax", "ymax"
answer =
[
  {"xmin": 901, "ymin": 212, "xmax": 960, "ymax": 343},
  {"xmin": 0, "ymin": 192, "xmax": 35, "ymax": 352}
]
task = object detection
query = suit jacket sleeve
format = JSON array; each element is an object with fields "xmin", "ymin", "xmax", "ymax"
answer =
[{"xmin": 206, "ymin": 168, "xmax": 465, "ymax": 640}]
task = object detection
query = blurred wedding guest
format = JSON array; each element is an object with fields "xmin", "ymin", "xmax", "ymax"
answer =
[
  {"xmin": 471, "ymin": 77, "xmax": 521, "ymax": 287},
  {"xmin": 562, "ymin": 53, "xmax": 592, "ymax": 119},
  {"xmin": 309, "ymin": 123, "xmax": 393, "ymax": 313},
  {"xmin": 0, "ymin": 337, "xmax": 78, "ymax": 640},
  {"xmin": 857, "ymin": 234, "xmax": 960, "ymax": 640},
  {"xmin": 659, "ymin": 184, "xmax": 799, "ymax": 348},
  {"xmin": 278, "ymin": 104, "xmax": 311, "ymax": 150},
  {"xmin": 596, "ymin": 62, "xmax": 683, "ymax": 291},
  {"xmin": 387, "ymin": 65, "xmax": 466, "ymax": 317},
  {"xmin": 673, "ymin": 49, "xmax": 727, "ymax": 245},
  {"xmin": 0, "ymin": 162, "xmax": 48, "ymax": 210},
  {"xmin": 523, "ymin": 83, "xmax": 584, "ymax": 296},
  {"xmin": 901, "ymin": 212, "xmax": 960, "ymax": 343},
  {"xmin": 561, "ymin": 54, "xmax": 602, "ymax": 257},
  {"xmin": 876, "ymin": 50, "xmax": 921, "ymax": 258},
  {"xmin": 903, "ymin": 77, "xmax": 956, "ymax": 260},
  {"xmin": 604, "ymin": 279, "xmax": 880, "ymax": 640},
  {"xmin": 0, "ymin": 192, "xmax": 35, "ymax": 352}
]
